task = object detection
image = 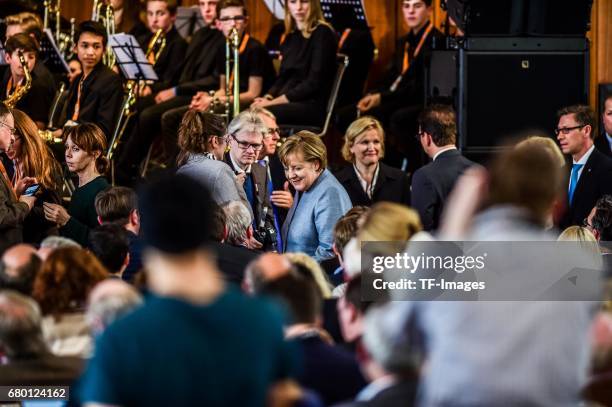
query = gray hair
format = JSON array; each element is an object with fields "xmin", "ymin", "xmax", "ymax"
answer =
[
  {"xmin": 86, "ymin": 280, "xmax": 143, "ymax": 336},
  {"xmin": 39, "ymin": 236, "xmax": 82, "ymax": 249},
  {"xmin": 362, "ymin": 303, "xmax": 420, "ymax": 376},
  {"xmin": 249, "ymin": 106, "xmax": 277, "ymax": 121},
  {"xmin": 221, "ymin": 201, "xmax": 252, "ymax": 245},
  {"xmin": 0, "ymin": 290, "xmax": 48, "ymax": 358},
  {"xmin": 227, "ymin": 110, "xmax": 266, "ymax": 138}
]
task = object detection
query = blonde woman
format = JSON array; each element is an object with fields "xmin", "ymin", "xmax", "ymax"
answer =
[
  {"xmin": 334, "ymin": 116, "xmax": 411, "ymax": 206},
  {"xmin": 251, "ymin": 0, "xmax": 337, "ymax": 127}
]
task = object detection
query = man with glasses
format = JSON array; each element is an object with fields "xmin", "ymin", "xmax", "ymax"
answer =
[
  {"xmin": 224, "ymin": 110, "xmax": 276, "ymax": 251},
  {"xmin": 0, "ymin": 102, "xmax": 36, "ymax": 254},
  {"xmin": 556, "ymin": 105, "xmax": 612, "ymax": 229}
]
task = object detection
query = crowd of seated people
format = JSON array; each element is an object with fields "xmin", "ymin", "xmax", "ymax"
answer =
[{"xmin": 2, "ymin": 0, "xmax": 612, "ymax": 405}]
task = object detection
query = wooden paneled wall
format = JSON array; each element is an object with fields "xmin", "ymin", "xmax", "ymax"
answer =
[{"xmin": 62, "ymin": 0, "xmax": 612, "ymax": 107}]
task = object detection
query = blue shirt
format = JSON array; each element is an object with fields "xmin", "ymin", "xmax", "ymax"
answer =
[{"xmin": 79, "ymin": 288, "xmax": 297, "ymax": 406}]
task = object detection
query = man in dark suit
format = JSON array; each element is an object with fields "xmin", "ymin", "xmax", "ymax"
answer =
[
  {"xmin": 224, "ymin": 111, "xmax": 276, "ymax": 250},
  {"xmin": 411, "ymin": 105, "xmax": 474, "ymax": 231},
  {"xmin": 116, "ymin": 0, "xmax": 224, "ymax": 178},
  {"xmin": 61, "ymin": 21, "xmax": 123, "ymax": 140},
  {"xmin": 595, "ymin": 93, "xmax": 612, "ymax": 157},
  {"xmin": 557, "ymin": 105, "xmax": 612, "ymax": 229}
]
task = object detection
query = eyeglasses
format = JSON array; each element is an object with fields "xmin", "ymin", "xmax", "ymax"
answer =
[
  {"xmin": 0, "ymin": 122, "xmax": 16, "ymax": 135},
  {"xmin": 230, "ymin": 134, "xmax": 263, "ymax": 151},
  {"xmin": 554, "ymin": 124, "xmax": 585, "ymax": 136},
  {"xmin": 265, "ymin": 127, "xmax": 280, "ymax": 137},
  {"xmin": 218, "ymin": 15, "xmax": 246, "ymax": 22}
]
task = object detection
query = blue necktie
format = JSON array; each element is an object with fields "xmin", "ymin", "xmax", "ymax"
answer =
[{"xmin": 568, "ymin": 163, "xmax": 584, "ymax": 206}]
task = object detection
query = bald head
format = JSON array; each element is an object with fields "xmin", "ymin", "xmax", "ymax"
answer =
[
  {"xmin": 0, "ymin": 245, "xmax": 40, "ymax": 295},
  {"xmin": 87, "ymin": 279, "xmax": 143, "ymax": 335},
  {"xmin": 243, "ymin": 253, "xmax": 293, "ymax": 294}
]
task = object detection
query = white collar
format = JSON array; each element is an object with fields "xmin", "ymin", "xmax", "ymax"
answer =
[
  {"xmin": 230, "ymin": 152, "xmax": 251, "ymax": 173},
  {"xmin": 573, "ymin": 144, "xmax": 595, "ymax": 165},
  {"xmin": 433, "ymin": 146, "xmax": 457, "ymax": 161}
]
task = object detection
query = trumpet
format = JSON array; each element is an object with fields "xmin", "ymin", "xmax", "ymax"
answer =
[
  {"xmin": 225, "ymin": 28, "xmax": 241, "ymax": 120},
  {"xmin": 92, "ymin": 1, "xmax": 116, "ymax": 67},
  {"xmin": 146, "ymin": 28, "xmax": 167, "ymax": 65},
  {"xmin": 4, "ymin": 51, "xmax": 32, "ymax": 108}
]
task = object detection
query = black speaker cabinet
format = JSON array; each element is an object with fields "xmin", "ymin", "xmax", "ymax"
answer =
[{"xmin": 457, "ymin": 37, "xmax": 589, "ymax": 154}]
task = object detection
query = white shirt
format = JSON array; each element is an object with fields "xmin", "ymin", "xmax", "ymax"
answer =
[
  {"xmin": 432, "ymin": 146, "xmax": 457, "ymax": 161},
  {"xmin": 353, "ymin": 163, "xmax": 380, "ymax": 199},
  {"xmin": 229, "ymin": 153, "xmax": 251, "ymax": 174},
  {"xmin": 570, "ymin": 144, "xmax": 595, "ymax": 190}
]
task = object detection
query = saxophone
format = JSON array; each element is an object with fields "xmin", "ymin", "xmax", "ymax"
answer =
[
  {"xmin": 4, "ymin": 51, "xmax": 32, "ymax": 108},
  {"xmin": 146, "ymin": 28, "xmax": 167, "ymax": 65}
]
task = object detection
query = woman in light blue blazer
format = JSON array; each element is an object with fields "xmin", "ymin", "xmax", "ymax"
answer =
[{"xmin": 278, "ymin": 131, "xmax": 352, "ymax": 261}]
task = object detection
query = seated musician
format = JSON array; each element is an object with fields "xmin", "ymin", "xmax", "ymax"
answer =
[
  {"xmin": 159, "ymin": 0, "xmax": 275, "ymax": 165},
  {"xmin": 59, "ymin": 21, "xmax": 123, "ymax": 140},
  {"xmin": 2, "ymin": 34, "xmax": 57, "ymax": 129},
  {"xmin": 251, "ymin": 0, "xmax": 338, "ymax": 128},
  {"xmin": 116, "ymin": 0, "xmax": 224, "ymax": 181},
  {"xmin": 4, "ymin": 12, "xmax": 44, "ymax": 42},
  {"xmin": 337, "ymin": 0, "xmax": 443, "ymax": 172},
  {"xmin": 136, "ymin": 0, "xmax": 188, "ymax": 98}
]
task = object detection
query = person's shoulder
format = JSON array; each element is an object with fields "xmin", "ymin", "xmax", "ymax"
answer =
[
  {"xmin": 379, "ymin": 162, "xmax": 409, "ymax": 180},
  {"xmin": 333, "ymin": 165, "xmax": 355, "ymax": 182},
  {"xmin": 589, "ymin": 147, "xmax": 612, "ymax": 169},
  {"xmin": 311, "ymin": 23, "xmax": 337, "ymax": 40}
]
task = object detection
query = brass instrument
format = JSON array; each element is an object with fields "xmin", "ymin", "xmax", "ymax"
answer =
[
  {"xmin": 92, "ymin": 1, "xmax": 116, "ymax": 68},
  {"xmin": 225, "ymin": 28, "xmax": 241, "ymax": 120},
  {"xmin": 146, "ymin": 28, "xmax": 167, "ymax": 65},
  {"xmin": 4, "ymin": 51, "xmax": 32, "ymax": 108},
  {"xmin": 107, "ymin": 81, "xmax": 136, "ymax": 160},
  {"xmin": 44, "ymin": 1, "xmax": 75, "ymax": 61}
]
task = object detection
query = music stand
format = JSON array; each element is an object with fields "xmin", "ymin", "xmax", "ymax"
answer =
[
  {"xmin": 40, "ymin": 29, "xmax": 69, "ymax": 74},
  {"xmin": 320, "ymin": 0, "xmax": 369, "ymax": 30},
  {"xmin": 175, "ymin": 6, "xmax": 205, "ymax": 39}
]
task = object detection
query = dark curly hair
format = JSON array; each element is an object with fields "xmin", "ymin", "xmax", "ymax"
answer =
[{"xmin": 32, "ymin": 247, "xmax": 108, "ymax": 316}]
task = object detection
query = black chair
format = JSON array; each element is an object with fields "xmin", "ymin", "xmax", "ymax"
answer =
[{"xmin": 280, "ymin": 53, "xmax": 349, "ymax": 137}]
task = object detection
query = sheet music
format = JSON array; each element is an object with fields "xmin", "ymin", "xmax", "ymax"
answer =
[
  {"xmin": 40, "ymin": 29, "xmax": 69, "ymax": 73},
  {"xmin": 109, "ymin": 33, "xmax": 158, "ymax": 81}
]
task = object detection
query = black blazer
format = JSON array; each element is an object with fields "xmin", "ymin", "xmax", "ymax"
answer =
[
  {"xmin": 63, "ymin": 62, "xmax": 123, "ymax": 139},
  {"xmin": 210, "ymin": 241, "xmax": 258, "ymax": 285},
  {"xmin": 411, "ymin": 149, "xmax": 475, "ymax": 231},
  {"xmin": 595, "ymin": 133, "xmax": 612, "ymax": 158},
  {"xmin": 137, "ymin": 26, "xmax": 188, "ymax": 93},
  {"xmin": 560, "ymin": 148, "xmax": 612, "ymax": 229},
  {"xmin": 175, "ymin": 26, "xmax": 224, "ymax": 97},
  {"xmin": 333, "ymin": 162, "xmax": 411, "ymax": 207},
  {"xmin": 334, "ymin": 380, "xmax": 418, "ymax": 407}
]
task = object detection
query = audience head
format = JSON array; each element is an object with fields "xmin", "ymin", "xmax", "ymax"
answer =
[
  {"xmin": 146, "ymin": 0, "xmax": 178, "ymax": 34},
  {"xmin": 243, "ymin": 252, "xmax": 293, "ymax": 294},
  {"xmin": 0, "ymin": 102, "xmax": 15, "ymax": 152},
  {"xmin": 337, "ymin": 274, "xmax": 373, "ymax": 343},
  {"xmin": 333, "ymin": 207, "xmax": 370, "ymax": 264},
  {"xmin": 284, "ymin": 0, "xmax": 327, "ymax": 37},
  {"xmin": 74, "ymin": 21, "xmax": 107, "ymax": 72},
  {"xmin": 603, "ymin": 93, "xmax": 612, "ymax": 137},
  {"xmin": 86, "ymin": 279, "xmax": 143, "ymax": 336},
  {"xmin": 284, "ymin": 252, "xmax": 333, "ymax": 299},
  {"xmin": 0, "ymin": 244, "xmax": 40, "ymax": 296},
  {"xmin": 556, "ymin": 104, "xmax": 595, "ymax": 160},
  {"xmin": 89, "ymin": 224, "xmax": 131, "ymax": 276},
  {"xmin": 359, "ymin": 202, "xmax": 422, "ymax": 243},
  {"xmin": 259, "ymin": 272, "xmax": 322, "ymax": 326},
  {"xmin": 486, "ymin": 143, "xmax": 564, "ymax": 225},
  {"xmin": 0, "ymin": 290, "xmax": 47, "ymax": 359},
  {"xmin": 227, "ymin": 110, "xmax": 266, "ymax": 169},
  {"xmin": 4, "ymin": 33, "xmax": 39, "ymax": 74},
  {"xmin": 198, "ymin": 0, "xmax": 218, "ymax": 25},
  {"xmin": 138, "ymin": 173, "xmax": 213, "ymax": 256},
  {"xmin": 278, "ymin": 131, "xmax": 327, "ymax": 192},
  {"xmin": 402, "ymin": 0, "xmax": 433, "ymax": 33},
  {"xmin": 9, "ymin": 109, "xmax": 61, "ymax": 191},
  {"xmin": 4, "ymin": 12, "xmax": 43, "ymax": 41},
  {"xmin": 558, "ymin": 226, "xmax": 598, "ymax": 243},
  {"xmin": 209, "ymin": 202, "xmax": 227, "ymax": 242},
  {"xmin": 68, "ymin": 58, "xmax": 83, "ymax": 84},
  {"xmin": 221, "ymin": 201, "xmax": 253, "ymax": 246},
  {"xmin": 37, "ymin": 236, "xmax": 81, "ymax": 261},
  {"xmin": 32, "ymin": 248, "xmax": 108, "ymax": 316},
  {"xmin": 342, "ymin": 116, "xmax": 385, "ymax": 166},
  {"xmin": 95, "ymin": 186, "xmax": 140, "ymax": 234},
  {"xmin": 63, "ymin": 123, "xmax": 109, "ymax": 176},
  {"xmin": 177, "ymin": 110, "xmax": 227, "ymax": 165},
  {"xmin": 588, "ymin": 195, "xmax": 612, "ymax": 242},
  {"xmin": 417, "ymin": 104, "xmax": 457, "ymax": 157},
  {"xmin": 250, "ymin": 107, "xmax": 280, "ymax": 159},
  {"xmin": 216, "ymin": 0, "xmax": 249, "ymax": 39},
  {"xmin": 516, "ymin": 135, "xmax": 566, "ymax": 168}
]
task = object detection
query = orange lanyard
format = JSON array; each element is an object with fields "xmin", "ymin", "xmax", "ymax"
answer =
[
  {"xmin": 402, "ymin": 21, "xmax": 433, "ymax": 74},
  {"xmin": 6, "ymin": 77, "xmax": 23, "ymax": 98},
  {"xmin": 338, "ymin": 28, "xmax": 351, "ymax": 51},
  {"xmin": 228, "ymin": 33, "xmax": 250, "ymax": 94},
  {"xmin": 72, "ymin": 76, "xmax": 85, "ymax": 121}
]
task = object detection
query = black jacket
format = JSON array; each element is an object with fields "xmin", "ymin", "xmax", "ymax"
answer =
[
  {"xmin": 560, "ymin": 148, "xmax": 612, "ymax": 229},
  {"xmin": 594, "ymin": 133, "xmax": 612, "ymax": 158},
  {"xmin": 334, "ymin": 162, "xmax": 411, "ymax": 207},
  {"xmin": 137, "ymin": 26, "xmax": 188, "ymax": 93},
  {"xmin": 411, "ymin": 149, "xmax": 475, "ymax": 231},
  {"xmin": 63, "ymin": 62, "xmax": 123, "ymax": 139},
  {"xmin": 211, "ymin": 241, "xmax": 258, "ymax": 285},
  {"xmin": 175, "ymin": 26, "xmax": 224, "ymax": 97}
]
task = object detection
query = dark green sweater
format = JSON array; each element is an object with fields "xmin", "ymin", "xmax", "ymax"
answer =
[{"xmin": 61, "ymin": 176, "xmax": 109, "ymax": 246}]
